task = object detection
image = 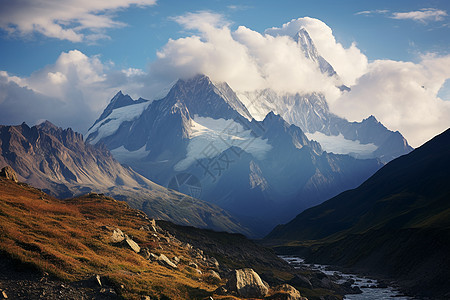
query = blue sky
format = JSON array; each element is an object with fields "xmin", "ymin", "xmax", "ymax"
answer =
[
  {"xmin": 0, "ymin": 0, "xmax": 449, "ymax": 147},
  {"xmin": 1, "ymin": 0, "xmax": 449, "ymax": 76}
]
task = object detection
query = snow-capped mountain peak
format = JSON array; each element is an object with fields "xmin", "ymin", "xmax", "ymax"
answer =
[{"xmin": 293, "ymin": 28, "xmax": 337, "ymax": 77}]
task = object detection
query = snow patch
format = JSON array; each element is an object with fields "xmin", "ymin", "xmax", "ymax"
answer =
[
  {"xmin": 87, "ymin": 101, "xmax": 150, "ymax": 144},
  {"xmin": 306, "ymin": 132, "xmax": 377, "ymax": 157},
  {"xmin": 110, "ymin": 145, "xmax": 149, "ymax": 162},
  {"xmin": 174, "ymin": 116, "xmax": 272, "ymax": 171}
]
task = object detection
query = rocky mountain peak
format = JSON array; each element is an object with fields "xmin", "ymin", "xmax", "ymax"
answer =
[
  {"xmin": 293, "ymin": 28, "xmax": 337, "ymax": 77},
  {"xmin": 90, "ymin": 91, "xmax": 148, "ymax": 130},
  {"xmin": 162, "ymin": 74, "xmax": 252, "ymax": 120},
  {"xmin": 363, "ymin": 115, "xmax": 379, "ymax": 124},
  {"xmin": 36, "ymin": 120, "xmax": 60, "ymax": 132},
  {"xmin": 293, "ymin": 28, "xmax": 319, "ymax": 59}
]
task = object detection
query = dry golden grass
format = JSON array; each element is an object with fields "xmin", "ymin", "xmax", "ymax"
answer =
[{"xmin": 0, "ymin": 179, "xmax": 221, "ymax": 299}]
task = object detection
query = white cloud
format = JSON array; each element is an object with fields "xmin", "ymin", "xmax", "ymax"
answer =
[
  {"xmin": 330, "ymin": 55, "xmax": 450, "ymax": 147},
  {"xmin": 265, "ymin": 17, "xmax": 368, "ymax": 86},
  {"xmin": 0, "ymin": 50, "xmax": 147, "ymax": 132},
  {"xmin": 1, "ymin": 12, "xmax": 449, "ymax": 149},
  {"xmin": 392, "ymin": 8, "xmax": 447, "ymax": 23},
  {"xmin": 151, "ymin": 12, "xmax": 342, "ymax": 100},
  {"xmin": 355, "ymin": 10, "xmax": 389, "ymax": 16},
  {"xmin": 145, "ymin": 13, "xmax": 450, "ymax": 146},
  {"xmin": 0, "ymin": 0, "xmax": 157, "ymax": 42},
  {"xmin": 356, "ymin": 8, "xmax": 447, "ymax": 24}
]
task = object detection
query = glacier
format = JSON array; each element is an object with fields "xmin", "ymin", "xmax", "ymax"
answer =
[
  {"xmin": 87, "ymin": 101, "xmax": 150, "ymax": 144},
  {"xmin": 174, "ymin": 116, "xmax": 272, "ymax": 171},
  {"xmin": 306, "ymin": 132, "xmax": 377, "ymax": 158}
]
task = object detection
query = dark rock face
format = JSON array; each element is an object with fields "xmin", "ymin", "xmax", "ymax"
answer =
[
  {"xmin": 0, "ymin": 166, "xmax": 18, "ymax": 182},
  {"xmin": 266, "ymin": 128, "xmax": 450, "ymax": 299}
]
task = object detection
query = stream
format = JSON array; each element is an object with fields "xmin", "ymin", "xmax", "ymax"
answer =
[{"xmin": 280, "ymin": 256, "xmax": 413, "ymax": 299}]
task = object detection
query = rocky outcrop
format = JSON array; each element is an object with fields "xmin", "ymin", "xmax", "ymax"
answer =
[
  {"xmin": 206, "ymin": 270, "xmax": 221, "ymax": 284},
  {"xmin": 124, "ymin": 238, "xmax": 140, "ymax": 253},
  {"xmin": 0, "ymin": 166, "xmax": 18, "ymax": 182},
  {"xmin": 157, "ymin": 254, "xmax": 177, "ymax": 269},
  {"xmin": 226, "ymin": 268, "xmax": 269, "ymax": 298},
  {"xmin": 269, "ymin": 284, "xmax": 306, "ymax": 300},
  {"xmin": 110, "ymin": 228, "xmax": 126, "ymax": 243}
]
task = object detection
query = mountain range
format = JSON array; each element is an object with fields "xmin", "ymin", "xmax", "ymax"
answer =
[
  {"xmin": 85, "ymin": 29, "xmax": 412, "ymax": 236},
  {"xmin": 0, "ymin": 121, "xmax": 248, "ymax": 234},
  {"xmin": 86, "ymin": 75, "xmax": 385, "ymax": 236},
  {"xmin": 265, "ymin": 128, "xmax": 450, "ymax": 299}
]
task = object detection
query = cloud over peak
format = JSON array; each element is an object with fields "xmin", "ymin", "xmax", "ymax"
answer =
[
  {"xmin": 0, "ymin": 12, "xmax": 449, "ymax": 148},
  {"xmin": 152, "ymin": 13, "xmax": 369, "ymax": 100}
]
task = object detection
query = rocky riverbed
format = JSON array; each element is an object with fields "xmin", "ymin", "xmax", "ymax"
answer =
[{"xmin": 280, "ymin": 256, "xmax": 413, "ymax": 300}]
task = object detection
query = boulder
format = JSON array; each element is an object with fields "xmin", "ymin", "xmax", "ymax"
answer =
[
  {"xmin": 226, "ymin": 268, "xmax": 269, "ymax": 298},
  {"xmin": 207, "ymin": 270, "xmax": 221, "ymax": 280},
  {"xmin": 0, "ymin": 166, "xmax": 18, "ymax": 182},
  {"xmin": 189, "ymin": 262, "xmax": 199, "ymax": 269},
  {"xmin": 215, "ymin": 286, "xmax": 227, "ymax": 295},
  {"xmin": 289, "ymin": 274, "xmax": 313, "ymax": 289},
  {"xmin": 269, "ymin": 284, "xmax": 305, "ymax": 300},
  {"xmin": 157, "ymin": 254, "xmax": 177, "ymax": 269},
  {"xmin": 93, "ymin": 274, "xmax": 102, "ymax": 287},
  {"xmin": 206, "ymin": 257, "xmax": 220, "ymax": 269},
  {"xmin": 125, "ymin": 238, "xmax": 140, "ymax": 253},
  {"xmin": 205, "ymin": 269, "xmax": 221, "ymax": 284},
  {"xmin": 140, "ymin": 248, "xmax": 151, "ymax": 260},
  {"xmin": 110, "ymin": 228, "xmax": 126, "ymax": 243}
]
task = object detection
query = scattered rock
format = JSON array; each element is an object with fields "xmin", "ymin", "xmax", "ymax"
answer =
[
  {"xmin": 125, "ymin": 237, "xmax": 140, "ymax": 253},
  {"xmin": 226, "ymin": 268, "xmax": 269, "ymax": 298},
  {"xmin": 0, "ymin": 166, "xmax": 18, "ymax": 182},
  {"xmin": 206, "ymin": 257, "xmax": 219, "ymax": 269},
  {"xmin": 183, "ymin": 242, "xmax": 193, "ymax": 249},
  {"xmin": 140, "ymin": 248, "xmax": 151, "ymax": 260},
  {"xmin": 110, "ymin": 228, "xmax": 126, "ymax": 243},
  {"xmin": 100, "ymin": 288, "xmax": 117, "ymax": 296},
  {"xmin": 205, "ymin": 270, "xmax": 221, "ymax": 284},
  {"xmin": 172, "ymin": 256, "xmax": 180, "ymax": 264},
  {"xmin": 208, "ymin": 270, "xmax": 221, "ymax": 280},
  {"xmin": 157, "ymin": 254, "xmax": 177, "ymax": 269},
  {"xmin": 289, "ymin": 274, "xmax": 313, "ymax": 289},
  {"xmin": 94, "ymin": 274, "xmax": 102, "ymax": 287},
  {"xmin": 215, "ymin": 286, "xmax": 227, "ymax": 295},
  {"xmin": 269, "ymin": 284, "xmax": 305, "ymax": 300}
]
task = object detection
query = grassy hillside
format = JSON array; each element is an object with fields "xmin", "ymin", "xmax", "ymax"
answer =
[
  {"xmin": 0, "ymin": 176, "xmax": 353, "ymax": 299},
  {"xmin": 0, "ymin": 178, "xmax": 225, "ymax": 299}
]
